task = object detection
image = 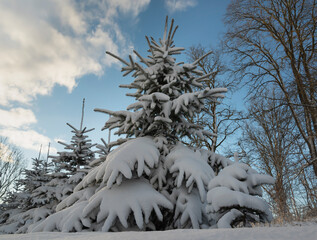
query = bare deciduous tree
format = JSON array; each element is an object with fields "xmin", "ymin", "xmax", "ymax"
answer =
[
  {"xmin": 186, "ymin": 45, "xmax": 242, "ymax": 152},
  {"xmin": 224, "ymin": 0, "xmax": 317, "ymax": 175},
  {"xmin": 235, "ymin": 88, "xmax": 317, "ymax": 221},
  {"xmin": 240, "ymin": 89, "xmax": 298, "ymax": 222},
  {"xmin": 0, "ymin": 138, "xmax": 25, "ymax": 201}
]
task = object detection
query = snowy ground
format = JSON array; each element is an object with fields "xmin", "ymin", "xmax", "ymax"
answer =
[{"xmin": 0, "ymin": 226, "xmax": 316, "ymax": 240}]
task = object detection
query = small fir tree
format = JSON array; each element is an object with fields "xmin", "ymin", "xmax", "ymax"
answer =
[
  {"xmin": 49, "ymin": 123, "xmax": 96, "ymax": 183},
  {"xmin": 206, "ymin": 160, "xmax": 274, "ymax": 228},
  {"xmin": 0, "ymin": 154, "xmax": 53, "ymax": 233},
  {"xmin": 0, "ymin": 179, "xmax": 23, "ymax": 225},
  {"xmin": 44, "ymin": 99, "xmax": 97, "ymax": 205}
]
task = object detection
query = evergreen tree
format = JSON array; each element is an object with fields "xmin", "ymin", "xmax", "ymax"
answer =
[
  {"xmin": 0, "ymin": 154, "xmax": 53, "ymax": 233},
  {"xmin": 32, "ymin": 17, "xmax": 273, "ymax": 233},
  {"xmin": 0, "ymin": 100, "xmax": 97, "ymax": 234},
  {"xmin": 51, "ymin": 123, "xmax": 95, "ymax": 176},
  {"xmin": 41, "ymin": 100, "xmax": 97, "ymax": 207},
  {"xmin": 49, "ymin": 123, "xmax": 96, "ymax": 192},
  {"xmin": 0, "ymin": 179, "xmax": 23, "ymax": 225},
  {"xmin": 206, "ymin": 160, "xmax": 274, "ymax": 228}
]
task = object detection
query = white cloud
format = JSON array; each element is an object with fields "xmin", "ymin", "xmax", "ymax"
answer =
[
  {"xmin": 165, "ymin": 0, "xmax": 197, "ymax": 13},
  {"xmin": 0, "ymin": 107, "xmax": 54, "ymax": 153},
  {"xmin": 0, "ymin": 128, "xmax": 57, "ymax": 153},
  {"xmin": 0, "ymin": 1, "xmax": 98, "ymax": 106},
  {"xmin": 0, "ymin": 0, "xmax": 150, "ymax": 106},
  {"xmin": 0, "ymin": 108, "xmax": 37, "ymax": 128},
  {"xmin": 0, "ymin": 107, "xmax": 58, "ymax": 154}
]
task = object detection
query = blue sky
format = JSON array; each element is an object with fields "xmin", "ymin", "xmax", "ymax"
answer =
[{"xmin": 0, "ymin": 0, "xmax": 234, "ymax": 164}]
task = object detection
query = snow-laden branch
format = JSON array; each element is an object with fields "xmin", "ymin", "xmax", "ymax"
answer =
[{"xmin": 75, "ymin": 137, "xmax": 160, "ymax": 190}]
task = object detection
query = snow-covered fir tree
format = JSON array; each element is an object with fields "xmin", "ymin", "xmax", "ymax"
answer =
[
  {"xmin": 0, "ymin": 179, "xmax": 23, "ymax": 225},
  {"xmin": 40, "ymin": 99, "xmax": 97, "ymax": 206},
  {"xmin": 32, "ymin": 17, "xmax": 273, "ymax": 233},
  {"xmin": 51, "ymin": 99, "xmax": 96, "ymax": 179},
  {"xmin": 206, "ymin": 157, "xmax": 274, "ymax": 228},
  {"xmin": 0, "ymin": 154, "xmax": 53, "ymax": 233},
  {"xmin": 0, "ymin": 100, "xmax": 99, "ymax": 234},
  {"xmin": 49, "ymin": 122, "xmax": 96, "ymax": 185}
]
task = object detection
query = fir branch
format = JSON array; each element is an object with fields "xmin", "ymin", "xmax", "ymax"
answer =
[{"xmin": 106, "ymin": 51, "xmax": 129, "ymax": 65}]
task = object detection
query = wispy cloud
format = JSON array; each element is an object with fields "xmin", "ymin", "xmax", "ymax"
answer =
[
  {"xmin": 0, "ymin": 108, "xmax": 37, "ymax": 128},
  {"xmin": 0, "ymin": 107, "xmax": 56, "ymax": 153},
  {"xmin": 164, "ymin": 0, "xmax": 197, "ymax": 13},
  {"xmin": 0, "ymin": 128, "xmax": 57, "ymax": 153}
]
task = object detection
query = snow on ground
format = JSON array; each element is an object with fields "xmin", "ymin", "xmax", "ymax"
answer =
[{"xmin": 0, "ymin": 226, "xmax": 315, "ymax": 240}]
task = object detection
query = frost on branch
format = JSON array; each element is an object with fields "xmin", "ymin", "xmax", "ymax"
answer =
[{"xmin": 206, "ymin": 162, "xmax": 274, "ymax": 228}]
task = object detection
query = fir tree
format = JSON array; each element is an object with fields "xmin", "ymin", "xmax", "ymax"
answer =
[
  {"xmin": 0, "ymin": 179, "xmax": 23, "ymax": 225},
  {"xmin": 32, "ymin": 17, "xmax": 273, "ymax": 233},
  {"xmin": 51, "ymin": 124, "xmax": 95, "ymax": 176},
  {"xmin": 0, "ymin": 152, "xmax": 53, "ymax": 233},
  {"xmin": 44, "ymin": 99, "xmax": 97, "ymax": 205},
  {"xmin": 206, "ymin": 159, "xmax": 274, "ymax": 228},
  {"xmin": 0, "ymin": 100, "xmax": 97, "ymax": 234}
]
